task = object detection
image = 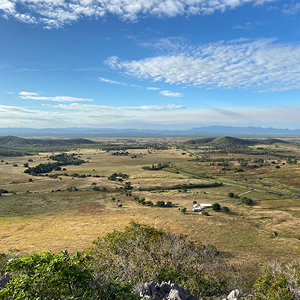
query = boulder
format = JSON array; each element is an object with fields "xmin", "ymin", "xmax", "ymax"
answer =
[
  {"xmin": 222, "ymin": 289, "xmax": 241, "ymax": 300},
  {"xmin": 137, "ymin": 281, "xmax": 199, "ymax": 300}
]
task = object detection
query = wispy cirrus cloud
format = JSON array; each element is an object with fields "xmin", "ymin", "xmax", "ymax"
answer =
[
  {"xmin": 106, "ymin": 38, "xmax": 300, "ymax": 92},
  {"xmin": 159, "ymin": 90, "xmax": 183, "ymax": 97},
  {"xmin": 282, "ymin": 1, "xmax": 300, "ymax": 14},
  {"xmin": 99, "ymin": 77, "xmax": 128, "ymax": 86},
  {"xmin": 52, "ymin": 103, "xmax": 185, "ymax": 111},
  {"xmin": 19, "ymin": 91, "xmax": 92, "ymax": 102},
  {"xmin": 0, "ymin": 0, "xmax": 277, "ymax": 29}
]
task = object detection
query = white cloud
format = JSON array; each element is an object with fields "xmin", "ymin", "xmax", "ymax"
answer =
[
  {"xmin": 159, "ymin": 90, "xmax": 183, "ymax": 97},
  {"xmin": 0, "ymin": 0, "xmax": 277, "ymax": 28},
  {"xmin": 19, "ymin": 91, "xmax": 39, "ymax": 96},
  {"xmin": 52, "ymin": 103, "xmax": 185, "ymax": 111},
  {"xmin": 147, "ymin": 87, "xmax": 160, "ymax": 90},
  {"xmin": 19, "ymin": 91, "xmax": 92, "ymax": 102},
  {"xmin": 282, "ymin": 1, "xmax": 300, "ymax": 14},
  {"xmin": 106, "ymin": 38, "xmax": 300, "ymax": 92},
  {"xmin": 99, "ymin": 77, "xmax": 127, "ymax": 86}
]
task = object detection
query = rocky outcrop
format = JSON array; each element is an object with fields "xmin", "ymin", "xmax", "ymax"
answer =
[
  {"xmin": 136, "ymin": 281, "xmax": 198, "ymax": 300},
  {"xmin": 136, "ymin": 283, "xmax": 253, "ymax": 300}
]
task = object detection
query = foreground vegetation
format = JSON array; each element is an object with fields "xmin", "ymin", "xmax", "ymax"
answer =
[{"xmin": 1, "ymin": 222, "xmax": 300, "ymax": 299}]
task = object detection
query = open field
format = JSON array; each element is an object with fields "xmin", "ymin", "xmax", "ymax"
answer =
[{"xmin": 1, "ymin": 136, "xmax": 300, "ymax": 274}]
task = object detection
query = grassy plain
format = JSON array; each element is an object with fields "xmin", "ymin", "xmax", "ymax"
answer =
[{"xmin": 1, "ymin": 137, "xmax": 300, "ymax": 275}]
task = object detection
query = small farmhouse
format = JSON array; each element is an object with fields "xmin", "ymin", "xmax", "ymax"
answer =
[{"xmin": 193, "ymin": 203, "xmax": 212, "ymax": 212}]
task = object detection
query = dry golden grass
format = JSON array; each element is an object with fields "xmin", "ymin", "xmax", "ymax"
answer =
[{"xmin": 1, "ymin": 144, "xmax": 300, "ymax": 270}]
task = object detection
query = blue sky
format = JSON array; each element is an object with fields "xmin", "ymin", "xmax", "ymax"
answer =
[{"xmin": 1, "ymin": 0, "xmax": 300, "ymax": 129}]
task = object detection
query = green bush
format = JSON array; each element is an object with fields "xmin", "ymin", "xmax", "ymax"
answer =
[
  {"xmin": 89, "ymin": 221, "xmax": 229, "ymax": 298},
  {"xmin": 242, "ymin": 197, "xmax": 254, "ymax": 205},
  {"xmin": 253, "ymin": 262, "xmax": 300, "ymax": 300},
  {"xmin": 66, "ymin": 186, "xmax": 78, "ymax": 192},
  {"xmin": 0, "ymin": 250, "xmax": 138, "ymax": 300},
  {"xmin": 212, "ymin": 203, "xmax": 221, "ymax": 211},
  {"xmin": 222, "ymin": 206, "xmax": 230, "ymax": 213}
]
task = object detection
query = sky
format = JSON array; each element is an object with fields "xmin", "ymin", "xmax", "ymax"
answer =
[{"xmin": 0, "ymin": 0, "xmax": 300, "ymax": 130}]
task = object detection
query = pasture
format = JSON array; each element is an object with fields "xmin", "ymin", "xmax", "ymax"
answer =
[{"xmin": 1, "ymin": 137, "xmax": 300, "ymax": 272}]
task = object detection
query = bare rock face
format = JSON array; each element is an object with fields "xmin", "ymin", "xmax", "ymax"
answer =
[{"xmin": 136, "ymin": 281, "xmax": 199, "ymax": 300}]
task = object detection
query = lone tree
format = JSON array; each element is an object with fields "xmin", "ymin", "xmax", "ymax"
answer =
[{"xmin": 212, "ymin": 203, "xmax": 221, "ymax": 211}]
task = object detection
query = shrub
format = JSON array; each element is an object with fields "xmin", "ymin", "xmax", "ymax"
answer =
[
  {"xmin": 0, "ymin": 250, "xmax": 138, "ymax": 300},
  {"xmin": 89, "ymin": 222, "xmax": 228, "ymax": 298},
  {"xmin": 156, "ymin": 201, "xmax": 165, "ymax": 207},
  {"xmin": 48, "ymin": 174, "xmax": 58, "ymax": 179},
  {"xmin": 212, "ymin": 203, "xmax": 221, "ymax": 211},
  {"xmin": 181, "ymin": 207, "xmax": 187, "ymax": 214},
  {"xmin": 242, "ymin": 197, "xmax": 254, "ymax": 206},
  {"xmin": 253, "ymin": 261, "xmax": 300, "ymax": 300},
  {"xmin": 202, "ymin": 211, "xmax": 209, "ymax": 216},
  {"xmin": 165, "ymin": 201, "xmax": 173, "ymax": 207},
  {"xmin": 222, "ymin": 206, "xmax": 230, "ymax": 213},
  {"xmin": 66, "ymin": 186, "xmax": 78, "ymax": 192}
]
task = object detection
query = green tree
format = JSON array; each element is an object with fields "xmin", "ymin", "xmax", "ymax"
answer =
[{"xmin": 212, "ymin": 203, "xmax": 221, "ymax": 211}]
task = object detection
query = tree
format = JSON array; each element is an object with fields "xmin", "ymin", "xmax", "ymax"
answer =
[
  {"xmin": 212, "ymin": 203, "xmax": 221, "ymax": 211},
  {"xmin": 222, "ymin": 206, "xmax": 230, "ymax": 213},
  {"xmin": 156, "ymin": 201, "xmax": 165, "ymax": 207}
]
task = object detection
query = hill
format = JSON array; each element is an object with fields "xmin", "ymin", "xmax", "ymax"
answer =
[
  {"xmin": 0, "ymin": 136, "xmax": 96, "ymax": 147},
  {"xmin": 184, "ymin": 136, "xmax": 289, "ymax": 148}
]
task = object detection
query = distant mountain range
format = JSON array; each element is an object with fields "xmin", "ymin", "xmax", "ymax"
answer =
[{"xmin": 0, "ymin": 126, "xmax": 300, "ymax": 137}]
